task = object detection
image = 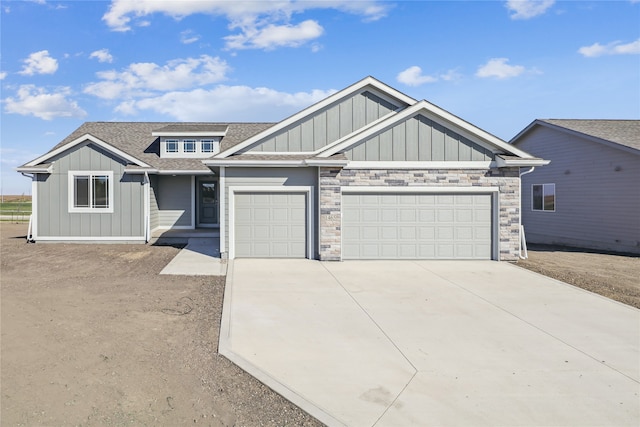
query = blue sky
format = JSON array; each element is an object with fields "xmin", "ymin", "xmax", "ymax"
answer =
[{"xmin": 1, "ymin": 0, "xmax": 639, "ymax": 194}]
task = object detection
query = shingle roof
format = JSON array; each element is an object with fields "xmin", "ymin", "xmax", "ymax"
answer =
[
  {"xmin": 540, "ymin": 119, "xmax": 640, "ymax": 151},
  {"xmin": 153, "ymin": 123, "xmax": 229, "ymax": 134},
  {"xmin": 37, "ymin": 122, "xmax": 274, "ymax": 171}
]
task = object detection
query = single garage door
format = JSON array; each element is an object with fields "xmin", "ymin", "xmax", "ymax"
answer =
[
  {"xmin": 234, "ymin": 192, "xmax": 307, "ymax": 258},
  {"xmin": 342, "ymin": 193, "xmax": 492, "ymax": 259}
]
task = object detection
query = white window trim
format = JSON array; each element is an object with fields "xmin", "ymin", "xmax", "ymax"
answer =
[
  {"xmin": 161, "ymin": 137, "xmax": 221, "ymax": 158},
  {"xmin": 531, "ymin": 183, "xmax": 556, "ymax": 212},
  {"xmin": 68, "ymin": 171, "xmax": 114, "ymax": 213},
  {"xmin": 228, "ymin": 185, "xmax": 314, "ymax": 260}
]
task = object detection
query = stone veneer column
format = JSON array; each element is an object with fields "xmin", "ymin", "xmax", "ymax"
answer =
[{"xmin": 318, "ymin": 167, "xmax": 342, "ymax": 261}]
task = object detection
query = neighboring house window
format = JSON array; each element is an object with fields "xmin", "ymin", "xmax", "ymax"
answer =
[
  {"xmin": 166, "ymin": 139, "xmax": 179, "ymax": 153},
  {"xmin": 201, "ymin": 139, "xmax": 215, "ymax": 153},
  {"xmin": 184, "ymin": 139, "xmax": 196, "ymax": 153},
  {"xmin": 68, "ymin": 171, "xmax": 114, "ymax": 213},
  {"xmin": 532, "ymin": 184, "xmax": 555, "ymax": 212}
]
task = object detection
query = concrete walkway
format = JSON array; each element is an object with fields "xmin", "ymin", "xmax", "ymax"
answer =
[
  {"xmin": 220, "ymin": 259, "xmax": 640, "ymax": 427},
  {"xmin": 160, "ymin": 237, "xmax": 226, "ymax": 276}
]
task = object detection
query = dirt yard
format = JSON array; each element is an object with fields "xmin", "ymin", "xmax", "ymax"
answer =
[
  {"xmin": 516, "ymin": 244, "xmax": 640, "ymax": 309},
  {"xmin": 0, "ymin": 223, "xmax": 321, "ymax": 427}
]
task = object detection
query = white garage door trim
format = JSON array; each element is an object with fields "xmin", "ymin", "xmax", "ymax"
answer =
[
  {"xmin": 341, "ymin": 186, "xmax": 499, "ymax": 260},
  {"xmin": 229, "ymin": 186, "xmax": 314, "ymax": 259}
]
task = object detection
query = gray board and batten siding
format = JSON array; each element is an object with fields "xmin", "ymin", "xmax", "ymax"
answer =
[
  {"xmin": 516, "ymin": 125, "xmax": 640, "ymax": 254},
  {"xmin": 345, "ymin": 114, "xmax": 495, "ymax": 162},
  {"xmin": 224, "ymin": 167, "xmax": 318, "ymax": 259},
  {"xmin": 35, "ymin": 142, "xmax": 145, "ymax": 239},
  {"xmin": 243, "ymin": 90, "xmax": 405, "ymax": 153}
]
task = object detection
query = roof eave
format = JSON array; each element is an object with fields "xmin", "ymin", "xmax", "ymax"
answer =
[
  {"xmin": 16, "ymin": 165, "xmax": 53, "ymax": 174},
  {"xmin": 495, "ymin": 157, "xmax": 550, "ymax": 168}
]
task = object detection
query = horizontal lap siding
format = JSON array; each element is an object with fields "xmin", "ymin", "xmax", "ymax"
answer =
[
  {"xmin": 36, "ymin": 143, "xmax": 144, "ymax": 238},
  {"xmin": 246, "ymin": 90, "xmax": 401, "ymax": 152},
  {"xmin": 517, "ymin": 127, "xmax": 640, "ymax": 253},
  {"xmin": 156, "ymin": 176, "xmax": 192, "ymax": 227},
  {"xmin": 347, "ymin": 114, "xmax": 494, "ymax": 161}
]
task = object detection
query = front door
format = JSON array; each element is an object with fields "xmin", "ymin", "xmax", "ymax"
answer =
[{"xmin": 198, "ymin": 180, "xmax": 218, "ymax": 226}]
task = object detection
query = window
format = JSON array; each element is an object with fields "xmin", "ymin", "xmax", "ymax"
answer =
[
  {"xmin": 69, "ymin": 171, "xmax": 113, "ymax": 213},
  {"xmin": 184, "ymin": 139, "xmax": 196, "ymax": 153},
  {"xmin": 201, "ymin": 139, "xmax": 215, "ymax": 153},
  {"xmin": 166, "ymin": 139, "xmax": 179, "ymax": 153},
  {"xmin": 532, "ymin": 184, "xmax": 555, "ymax": 212}
]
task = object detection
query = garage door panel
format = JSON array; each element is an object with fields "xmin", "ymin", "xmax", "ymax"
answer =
[
  {"xmin": 234, "ymin": 192, "xmax": 307, "ymax": 258},
  {"xmin": 343, "ymin": 192, "xmax": 492, "ymax": 260}
]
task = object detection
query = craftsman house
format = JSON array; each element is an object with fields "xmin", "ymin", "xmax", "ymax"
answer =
[{"xmin": 18, "ymin": 76, "xmax": 547, "ymax": 260}]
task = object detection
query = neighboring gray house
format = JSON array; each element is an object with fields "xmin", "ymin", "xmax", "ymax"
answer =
[
  {"xmin": 18, "ymin": 76, "xmax": 546, "ymax": 261},
  {"xmin": 511, "ymin": 119, "xmax": 640, "ymax": 254}
]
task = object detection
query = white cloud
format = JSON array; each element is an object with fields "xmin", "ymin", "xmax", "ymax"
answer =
[
  {"xmin": 180, "ymin": 30, "xmax": 200, "ymax": 45},
  {"xmin": 578, "ymin": 38, "xmax": 640, "ymax": 57},
  {"xmin": 476, "ymin": 58, "xmax": 526, "ymax": 79},
  {"xmin": 506, "ymin": 0, "xmax": 555, "ymax": 20},
  {"xmin": 84, "ymin": 55, "xmax": 230, "ymax": 100},
  {"xmin": 397, "ymin": 66, "xmax": 461, "ymax": 86},
  {"xmin": 3, "ymin": 85, "xmax": 87, "ymax": 120},
  {"xmin": 19, "ymin": 50, "xmax": 58, "ymax": 75},
  {"xmin": 89, "ymin": 49, "xmax": 114, "ymax": 63},
  {"xmin": 397, "ymin": 66, "xmax": 438, "ymax": 86},
  {"xmin": 115, "ymin": 85, "xmax": 335, "ymax": 121},
  {"xmin": 102, "ymin": 0, "xmax": 389, "ymax": 50},
  {"xmin": 0, "ymin": 71, "xmax": 7, "ymax": 80},
  {"xmin": 225, "ymin": 20, "xmax": 324, "ymax": 50}
]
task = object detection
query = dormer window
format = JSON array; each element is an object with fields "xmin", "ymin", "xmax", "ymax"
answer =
[
  {"xmin": 153, "ymin": 124, "xmax": 228, "ymax": 158},
  {"xmin": 201, "ymin": 139, "xmax": 215, "ymax": 153},
  {"xmin": 166, "ymin": 139, "xmax": 179, "ymax": 153},
  {"xmin": 184, "ymin": 139, "xmax": 197, "ymax": 153}
]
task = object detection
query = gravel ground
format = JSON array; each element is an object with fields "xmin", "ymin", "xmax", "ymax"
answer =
[
  {"xmin": 1, "ymin": 223, "xmax": 322, "ymax": 427},
  {"xmin": 516, "ymin": 244, "xmax": 640, "ymax": 309}
]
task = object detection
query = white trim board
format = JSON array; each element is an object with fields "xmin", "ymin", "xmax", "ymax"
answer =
[
  {"xmin": 345, "ymin": 161, "xmax": 493, "ymax": 169},
  {"xmin": 227, "ymin": 185, "xmax": 314, "ymax": 260}
]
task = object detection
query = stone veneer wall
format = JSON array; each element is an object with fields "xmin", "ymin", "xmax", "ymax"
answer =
[{"xmin": 319, "ymin": 167, "xmax": 521, "ymax": 261}]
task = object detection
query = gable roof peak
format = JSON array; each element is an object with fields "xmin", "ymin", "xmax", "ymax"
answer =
[{"xmin": 216, "ymin": 76, "xmax": 417, "ymax": 158}]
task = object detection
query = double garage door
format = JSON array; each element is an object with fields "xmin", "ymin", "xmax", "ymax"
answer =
[
  {"xmin": 342, "ymin": 193, "xmax": 493, "ymax": 260},
  {"xmin": 233, "ymin": 191, "xmax": 493, "ymax": 260}
]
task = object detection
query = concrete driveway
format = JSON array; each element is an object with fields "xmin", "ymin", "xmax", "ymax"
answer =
[{"xmin": 219, "ymin": 260, "xmax": 640, "ymax": 427}]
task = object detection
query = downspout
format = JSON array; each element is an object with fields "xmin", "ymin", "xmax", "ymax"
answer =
[
  {"xmin": 518, "ymin": 167, "xmax": 536, "ymax": 259},
  {"xmin": 21, "ymin": 173, "xmax": 35, "ymax": 242},
  {"xmin": 144, "ymin": 171, "xmax": 150, "ymax": 243}
]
